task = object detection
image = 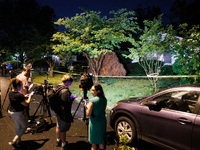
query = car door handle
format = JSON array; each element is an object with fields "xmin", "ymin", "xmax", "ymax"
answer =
[{"xmin": 178, "ymin": 118, "xmax": 192, "ymax": 124}]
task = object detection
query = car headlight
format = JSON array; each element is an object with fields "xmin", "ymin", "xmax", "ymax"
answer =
[{"xmin": 114, "ymin": 101, "xmax": 122, "ymax": 107}]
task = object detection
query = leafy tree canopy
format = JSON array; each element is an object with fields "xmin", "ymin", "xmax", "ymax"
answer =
[
  {"xmin": 52, "ymin": 8, "xmax": 139, "ymax": 79},
  {"xmin": 124, "ymin": 15, "xmax": 175, "ymax": 92},
  {"xmin": 171, "ymin": 24, "xmax": 200, "ymax": 75}
]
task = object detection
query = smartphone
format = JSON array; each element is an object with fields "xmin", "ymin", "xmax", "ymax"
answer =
[
  {"xmin": 29, "ymin": 83, "xmax": 34, "ymax": 87},
  {"xmin": 84, "ymin": 99, "xmax": 89, "ymax": 104},
  {"xmin": 30, "ymin": 91, "xmax": 34, "ymax": 95}
]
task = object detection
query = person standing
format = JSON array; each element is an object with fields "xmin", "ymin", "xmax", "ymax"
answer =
[
  {"xmin": 27, "ymin": 63, "xmax": 33, "ymax": 82},
  {"xmin": 86, "ymin": 84, "xmax": 107, "ymax": 150},
  {"xmin": 16, "ymin": 67, "xmax": 33, "ymax": 118},
  {"xmin": 55, "ymin": 74, "xmax": 74, "ymax": 150},
  {"xmin": 8, "ymin": 78, "xmax": 34, "ymax": 148},
  {"xmin": 8, "ymin": 63, "xmax": 13, "ymax": 71}
]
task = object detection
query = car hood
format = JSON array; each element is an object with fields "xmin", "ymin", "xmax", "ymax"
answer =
[{"xmin": 118, "ymin": 97, "xmax": 146, "ymax": 103}]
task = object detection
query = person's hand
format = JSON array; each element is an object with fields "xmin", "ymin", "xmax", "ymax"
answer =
[{"xmin": 28, "ymin": 83, "xmax": 34, "ymax": 91}]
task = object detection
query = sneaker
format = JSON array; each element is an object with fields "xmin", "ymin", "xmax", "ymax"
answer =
[
  {"xmin": 61, "ymin": 143, "xmax": 68, "ymax": 150},
  {"xmin": 56, "ymin": 139, "xmax": 61, "ymax": 147},
  {"xmin": 8, "ymin": 142, "xmax": 19, "ymax": 148},
  {"xmin": 24, "ymin": 127, "xmax": 31, "ymax": 133}
]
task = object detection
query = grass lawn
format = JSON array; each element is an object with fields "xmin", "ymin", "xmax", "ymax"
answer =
[{"xmin": 31, "ymin": 71, "xmax": 183, "ymax": 108}]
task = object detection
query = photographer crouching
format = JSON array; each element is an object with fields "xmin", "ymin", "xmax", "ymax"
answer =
[{"xmin": 55, "ymin": 74, "xmax": 74, "ymax": 150}]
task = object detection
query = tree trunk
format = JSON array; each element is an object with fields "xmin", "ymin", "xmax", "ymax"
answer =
[
  {"xmin": 46, "ymin": 56, "xmax": 55, "ymax": 77},
  {"xmin": 85, "ymin": 53, "xmax": 105, "ymax": 83}
]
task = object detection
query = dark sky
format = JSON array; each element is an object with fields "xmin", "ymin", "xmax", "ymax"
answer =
[{"xmin": 36, "ymin": 0, "xmax": 177, "ymax": 23}]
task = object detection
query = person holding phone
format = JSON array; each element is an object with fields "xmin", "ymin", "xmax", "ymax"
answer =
[
  {"xmin": 16, "ymin": 66, "xmax": 32, "ymax": 118},
  {"xmin": 86, "ymin": 84, "xmax": 107, "ymax": 150},
  {"xmin": 55, "ymin": 74, "xmax": 74, "ymax": 150},
  {"xmin": 8, "ymin": 78, "xmax": 34, "ymax": 148}
]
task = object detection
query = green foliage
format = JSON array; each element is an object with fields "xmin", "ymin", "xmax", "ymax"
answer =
[
  {"xmin": 119, "ymin": 135, "xmax": 136, "ymax": 150},
  {"xmin": 160, "ymin": 65, "xmax": 176, "ymax": 75},
  {"xmin": 171, "ymin": 24, "xmax": 200, "ymax": 76},
  {"xmin": 123, "ymin": 15, "xmax": 175, "ymax": 92},
  {"xmin": 116, "ymin": 50, "xmax": 132, "ymax": 64},
  {"xmin": 127, "ymin": 63, "xmax": 146, "ymax": 76},
  {"xmin": 52, "ymin": 8, "xmax": 139, "ymax": 76}
]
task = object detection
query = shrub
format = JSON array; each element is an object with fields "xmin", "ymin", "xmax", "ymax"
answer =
[{"xmin": 160, "ymin": 65, "xmax": 176, "ymax": 75}]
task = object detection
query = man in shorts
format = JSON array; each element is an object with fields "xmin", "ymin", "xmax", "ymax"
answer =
[{"xmin": 55, "ymin": 74, "xmax": 74, "ymax": 150}]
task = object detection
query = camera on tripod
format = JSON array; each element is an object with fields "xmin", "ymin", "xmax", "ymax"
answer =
[
  {"xmin": 79, "ymin": 66, "xmax": 93, "ymax": 93},
  {"xmin": 33, "ymin": 80, "xmax": 54, "ymax": 95}
]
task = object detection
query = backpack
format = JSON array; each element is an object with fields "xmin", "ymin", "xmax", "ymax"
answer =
[
  {"xmin": 79, "ymin": 73, "xmax": 93, "ymax": 90},
  {"xmin": 47, "ymin": 85, "xmax": 67, "ymax": 113}
]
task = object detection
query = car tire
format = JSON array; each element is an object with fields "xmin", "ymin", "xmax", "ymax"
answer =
[{"xmin": 114, "ymin": 116, "xmax": 136, "ymax": 144}]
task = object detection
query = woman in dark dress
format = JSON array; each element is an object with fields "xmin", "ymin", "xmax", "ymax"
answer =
[{"xmin": 8, "ymin": 78, "xmax": 34, "ymax": 148}]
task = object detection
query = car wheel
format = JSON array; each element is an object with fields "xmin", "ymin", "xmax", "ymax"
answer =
[{"xmin": 114, "ymin": 116, "xmax": 136, "ymax": 144}]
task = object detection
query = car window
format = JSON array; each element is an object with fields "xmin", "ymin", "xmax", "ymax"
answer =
[{"xmin": 152, "ymin": 91, "xmax": 199, "ymax": 113}]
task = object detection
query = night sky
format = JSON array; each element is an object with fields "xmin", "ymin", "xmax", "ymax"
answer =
[{"xmin": 35, "ymin": 0, "xmax": 185, "ymax": 24}]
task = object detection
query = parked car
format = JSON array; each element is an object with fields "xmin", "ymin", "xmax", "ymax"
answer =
[{"xmin": 110, "ymin": 85, "xmax": 200, "ymax": 150}]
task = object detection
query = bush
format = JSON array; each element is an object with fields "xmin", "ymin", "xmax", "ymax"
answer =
[
  {"xmin": 127, "ymin": 63, "xmax": 146, "ymax": 76},
  {"xmin": 160, "ymin": 65, "xmax": 177, "ymax": 75}
]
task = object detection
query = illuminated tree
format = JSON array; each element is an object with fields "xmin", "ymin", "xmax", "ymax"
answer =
[
  {"xmin": 124, "ymin": 15, "xmax": 174, "ymax": 92},
  {"xmin": 52, "ymin": 8, "xmax": 139, "ymax": 82},
  {"xmin": 171, "ymin": 24, "xmax": 200, "ymax": 77}
]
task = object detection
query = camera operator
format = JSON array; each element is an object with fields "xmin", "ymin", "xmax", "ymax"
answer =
[
  {"xmin": 55, "ymin": 74, "xmax": 74, "ymax": 150},
  {"xmin": 16, "ymin": 66, "xmax": 33, "ymax": 119},
  {"xmin": 8, "ymin": 78, "xmax": 34, "ymax": 148}
]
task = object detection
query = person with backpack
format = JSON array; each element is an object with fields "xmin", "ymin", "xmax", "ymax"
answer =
[{"xmin": 55, "ymin": 74, "xmax": 74, "ymax": 150}]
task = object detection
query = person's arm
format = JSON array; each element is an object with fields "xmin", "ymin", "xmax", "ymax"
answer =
[
  {"xmin": 86, "ymin": 101, "xmax": 93, "ymax": 116},
  {"xmin": 21, "ymin": 93, "xmax": 34, "ymax": 106}
]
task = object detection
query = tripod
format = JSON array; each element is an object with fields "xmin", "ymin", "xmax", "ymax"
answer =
[
  {"xmin": 30, "ymin": 80, "xmax": 52, "ymax": 125},
  {"xmin": 73, "ymin": 88, "xmax": 89, "ymax": 137}
]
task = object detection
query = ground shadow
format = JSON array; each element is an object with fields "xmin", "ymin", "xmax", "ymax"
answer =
[
  {"xmin": 14, "ymin": 139, "xmax": 49, "ymax": 150},
  {"xmin": 28, "ymin": 115, "xmax": 56, "ymax": 134},
  {"xmin": 67, "ymin": 141, "xmax": 91, "ymax": 150}
]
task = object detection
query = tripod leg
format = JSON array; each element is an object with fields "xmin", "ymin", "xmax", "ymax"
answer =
[
  {"xmin": 46, "ymin": 103, "xmax": 52, "ymax": 124},
  {"xmin": 30, "ymin": 100, "xmax": 42, "ymax": 123},
  {"xmin": 72, "ymin": 98, "xmax": 83, "ymax": 119}
]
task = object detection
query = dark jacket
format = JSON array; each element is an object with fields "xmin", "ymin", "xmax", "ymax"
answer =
[{"xmin": 56, "ymin": 84, "xmax": 73, "ymax": 123}]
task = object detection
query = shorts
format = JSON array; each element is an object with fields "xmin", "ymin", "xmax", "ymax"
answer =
[{"xmin": 56, "ymin": 114, "xmax": 71, "ymax": 132}]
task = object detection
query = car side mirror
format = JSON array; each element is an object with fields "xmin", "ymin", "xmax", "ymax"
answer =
[{"xmin": 146, "ymin": 101, "xmax": 161, "ymax": 111}]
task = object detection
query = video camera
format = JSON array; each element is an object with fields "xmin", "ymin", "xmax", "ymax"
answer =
[
  {"xmin": 33, "ymin": 80, "xmax": 53, "ymax": 95},
  {"xmin": 79, "ymin": 66, "xmax": 93, "ymax": 91}
]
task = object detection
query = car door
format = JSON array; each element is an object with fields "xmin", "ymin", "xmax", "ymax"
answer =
[
  {"xmin": 139, "ymin": 91, "xmax": 199, "ymax": 150},
  {"xmin": 191, "ymin": 104, "xmax": 200, "ymax": 150}
]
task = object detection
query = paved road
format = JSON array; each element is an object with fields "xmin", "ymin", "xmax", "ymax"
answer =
[
  {"xmin": 0, "ymin": 75, "xmax": 161, "ymax": 150},
  {"xmin": 0, "ymin": 75, "xmax": 120, "ymax": 150}
]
